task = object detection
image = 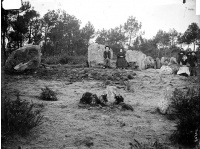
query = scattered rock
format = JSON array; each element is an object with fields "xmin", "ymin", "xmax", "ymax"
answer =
[
  {"xmin": 114, "ymin": 94, "xmax": 124, "ymax": 104},
  {"xmin": 120, "ymin": 103, "xmax": 134, "ymax": 111},
  {"xmin": 127, "ymin": 74, "xmax": 134, "ymax": 79},
  {"xmin": 120, "ymin": 122, "xmax": 126, "ymax": 127},
  {"xmin": 80, "ymin": 92, "xmax": 108, "ymax": 106},
  {"xmin": 80, "ymin": 92, "xmax": 96, "ymax": 104}
]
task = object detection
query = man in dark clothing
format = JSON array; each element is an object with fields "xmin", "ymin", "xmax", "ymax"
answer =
[
  {"xmin": 103, "ymin": 46, "xmax": 111, "ymax": 68},
  {"xmin": 186, "ymin": 48, "xmax": 192, "ymax": 74},
  {"xmin": 178, "ymin": 48, "xmax": 186, "ymax": 65},
  {"xmin": 189, "ymin": 51, "xmax": 198, "ymax": 76},
  {"xmin": 186, "ymin": 48, "xmax": 192, "ymax": 62}
]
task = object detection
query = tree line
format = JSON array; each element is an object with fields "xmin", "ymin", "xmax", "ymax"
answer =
[{"xmin": 1, "ymin": 0, "xmax": 200, "ymax": 62}]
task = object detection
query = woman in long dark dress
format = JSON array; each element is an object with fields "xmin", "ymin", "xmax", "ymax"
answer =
[{"xmin": 116, "ymin": 49, "xmax": 127, "ymax": 69}]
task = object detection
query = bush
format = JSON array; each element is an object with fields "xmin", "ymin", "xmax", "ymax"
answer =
[
  {"xmin": 43, "ymin": 55, "xmax": 62, "ymax": 65},
  {"xmin": 2, "ymin": 93, "xmax": 44, "ymax": 136},
  {"xmin": 40, "ymin": 86, "xmax": 58, "ymax": 101},
  {"xmin": 170, "ymin": 87, "xmax": 200, "ymax": 147},
  {"xmin": 43, "ymin": 54, "xmax": 87, "ymax": 65},
  {"xmin": 130, "ymin": 139, "xmax": 166, "ymax": 149}
]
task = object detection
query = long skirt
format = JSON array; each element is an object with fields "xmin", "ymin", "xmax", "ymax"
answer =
[
  {"xmin": 116, "ymin": 57, "xmax": 128, "ymax": 68},
  {"xmin": 177, "ymin": 66, "xmax": 190, "ymax": 76}
]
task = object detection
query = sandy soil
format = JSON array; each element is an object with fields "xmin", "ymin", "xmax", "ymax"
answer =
[{"xmin": 2, "ymin": 67, "xmax": 198, "ymax": 149}]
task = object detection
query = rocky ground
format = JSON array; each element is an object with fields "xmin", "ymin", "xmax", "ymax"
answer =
[{"xmin": 1, "ymin": 65, "xmax": 199, "ymax": 149}]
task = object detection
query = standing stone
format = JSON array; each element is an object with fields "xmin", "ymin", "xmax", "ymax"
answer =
[
  {"xmin": 125, "ymin": 50, "xmax": 146, "ymax": 70},
  {"xmin": 5, "ymin": 45, "xmax": 42, "ymax": 72},
  {"xmin": 144, "ymin": 56, "xmax": 155, "ymax": 69},
  {"xmin": 88, "ymin": 43, "xmax": 113, "ymax": 67},
  {"xmin": 156, "ymin": 57, "xmax": 161, "ymax": 69},
  {"xmin": 169, "ymin": 57, "xmax": 178, "ymax": 65},
  {"xmin": 161, "ymin": 57, "xmax": 169, "ymax": 66}
]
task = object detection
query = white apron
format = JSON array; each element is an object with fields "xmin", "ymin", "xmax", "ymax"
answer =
[{"xmin": 177, "ymin": 66, "xmax": 190, "ymax": 76}]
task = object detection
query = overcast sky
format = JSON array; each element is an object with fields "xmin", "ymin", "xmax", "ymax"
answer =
[{"xmin": 3, "ymin": 0, "xmax": 200, "ymax": 39}]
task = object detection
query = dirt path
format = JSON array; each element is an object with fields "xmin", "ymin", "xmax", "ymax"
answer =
[{"xmin": 2, "ymin": 68, "xmax": 197, "ymax": 149}]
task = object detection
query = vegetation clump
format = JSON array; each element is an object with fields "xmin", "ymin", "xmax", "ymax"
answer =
[
  {"xmin": 2, "ymin": 93, "xmax": 44, "ymax": 137},
  {"xmin": 40, "ymin": 86, "xmax": 58, "ymax": 101},
  {"xmin": 170, "ymin": 87, "xmax": 200, "ymax": 147}
]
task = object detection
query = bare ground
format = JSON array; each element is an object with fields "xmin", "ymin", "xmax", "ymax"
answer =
[{"xmin": 2, "ymin": 66, "xmax": 198, "ymax": 149}]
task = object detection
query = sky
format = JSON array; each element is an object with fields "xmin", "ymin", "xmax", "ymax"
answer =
[{"xmin": 2, "ymin": 0, "xmax": 200, "ymax": 39}]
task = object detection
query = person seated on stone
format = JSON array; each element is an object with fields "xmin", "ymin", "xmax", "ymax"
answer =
[
  {"xmin": 178, "ymin": 48, "xmax": 185, "ymax": 65},
  {"xmin": 103, "ymin": 46, "xmax": 111, "ymax": 68},
  {"xmin": 177, "ymin": 55, "xmax": 190, "ymax": 77},
  {"xmin": 116, "ymin": 49, "xmax": 128, "ymax": 69},
  {"xmin": 189, "ymin": 51, "xmax": 198, "ymax": 76}
]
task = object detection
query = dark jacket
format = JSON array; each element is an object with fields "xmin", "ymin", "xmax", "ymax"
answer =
[
  {"xmin": 189, "ymin": 55, "xmax": 197, "ymax": 67},
  {"xmin": 104, "ymin": 51, "xmax": 111, "ymax": 59}
]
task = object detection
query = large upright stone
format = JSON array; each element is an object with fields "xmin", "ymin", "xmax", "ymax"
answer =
[
  {"xmin": 156, "ymin": 57, "xmax": 161, "ymax": 69},
  {"xmin": 88, "ymin": 43, "xmax": 113, "ymax": 67},
  {"xmin": 125, "ymin": 50, "xmax": 146, "ymax": 70},
  {"xmin": 5, "ymin": 45, "xmax": 42, "ymax": 72}
]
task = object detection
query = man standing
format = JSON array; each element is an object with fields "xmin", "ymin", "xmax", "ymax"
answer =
[
  {"xmin": 189, "ymin": 51, "xmax": 198, "ymax": 76},
  {"xmin": 103, "ymin": 46, "xmax": 111, "ymax": 68}
]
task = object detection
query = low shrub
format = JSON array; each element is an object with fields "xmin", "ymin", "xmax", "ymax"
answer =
[
  {"xmin": 40, "ymin": 86, "xmax": 58, "ymax": 101},
  {"xmin": 170, "ymin": 87, "xmax": 200, "ymax": 147},
  {"xmin": 130, "ymin": 139, "xmax": 166, "ymax": 149},
  {"xmin": 2, "ymin": 93, "xmax": 44, "ymax": 136},
  {"xmin": 43, "ymin": 54, "xmax": 87, "ymax": 65},
  {"xmin": 42, "ymin": 55, "xmax": 61, "ymax": 65}
]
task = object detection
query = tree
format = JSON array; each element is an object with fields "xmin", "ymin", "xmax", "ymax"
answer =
[
  {"xmin": 23, "ymin": 9, "xmax": 40, "ymax": 43},
  {"xmin": 41, "ymin": 9, "xmax": 82, "ymax": 56},
  {"xmin": 81, "ymin": 21, "xmax": 95, "ymax": 46},
  {"xmin": 140, "ymin": 39, "xmax": 158, "ymax": 58},
  {"xmin": 1, "ymin": 1, "xmax": 32, "ymax": 63},
  {"xmin": 154, "ymin": 30, "xmax": 170, "ymax": 57},
  {"xmin": 95, "ymin": 29, "xmax": 108, "ymax": 45},
  {"xmin": 95, "ymin": 26, "xmax": 127, "ymax": 54},
  {"xmin": 133, "ymin": 35, "xmax": 144, "ymax": 50},
  {"xmin": 168, "ymin": 28, "xmax": 178, "ymax": 47},
  {"xmin": 124, "ymin": 16, "xmax": 142, "ymax": 46},
  {"xmin": 181, "ymin": 23, "xmax": 200, "ymax": 50},
  {"xmin": 41, "ymin": 10, "xmax": 59, "ymax": 54}
]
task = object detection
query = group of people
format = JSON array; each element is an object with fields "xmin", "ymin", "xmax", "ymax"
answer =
[
  {"xmin": 177, "ymin": 48, "xmax": 198, "ymax": 77},
  {"xmin": 103, "ymin": 46, "xmax": 127, "ymax": 69},
  {"xmin": 103, "ymin": 46, "xmax": 198, "ymax": 77}
]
